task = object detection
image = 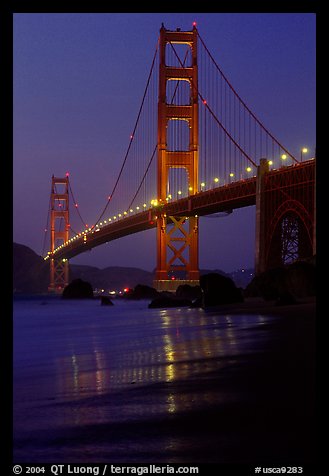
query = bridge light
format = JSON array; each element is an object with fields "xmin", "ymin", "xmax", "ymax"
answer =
[
  {"xmin": 143, "ymin": 203, "xmax": 147, "ymax": 207},
  {"xmin": 214, "ymin": 177, "xmax": 219, "ymax": 183},
  {"xmin": 118, "ymin": 213, "xmax": 122, "ymax": 217},
  {"xmin": 301, "ymin": 147, "xmax": 308, "ymax": 161},
  {"xmin": 268, "ymin": 160, "xmax": 273, "ymax": 165},
  {"xmin": 200, "ymin": 182, "xmax": 205, "ymax": 188},
  {"xmin": 113, "ymin": 216, "xmax": 117, "ymax": 220},
  {"xmin": 130, "ymin": 208, "xmax": 134, "ymax": 212},
  {"xmin": 246, "ymin": 167, "xmax": 252, "ymax": 173},
  {"xmin": 229, "ymin": 172, "xmax": 235, "ymax": 177},
  {"xmin": 75, "ymin": 203, "xmax": 78, "ymax": 208},
  {"xmin": 65, "ymin": 172, "xmax": 69, "ymax": 177},
  {"xmin": 109, "ymin": 218, "xmax": 112, "ymax": 221},
  {"xmin": 124, "ymin": 211, "xmax": 127, "ymax": 215},
  {"xmin": 136, "ymin": 206, "xmax": 140, "ymax": 210},
  {"xmin": 281, "ymin": 154, "xmax": 287, "ymax": 160},
  {"xmin": 189, "ymin": 186, "xmax": 193, "ymax": 191},
  {"xmin": 192, "ymin": 21, "xmax": 197, "ymax": 27},
  {"xmin": 178, "ymin": 190, "xmax": 182, "ymax": 195},
  {"xmin": 100, "ymin": 222, "xmax": 103, "ymax": 226},
  {"xmin": 203, "ymin": 99, "xmax": 207, "ymax": 105}
]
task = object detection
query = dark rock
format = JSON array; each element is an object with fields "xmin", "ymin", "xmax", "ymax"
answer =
[
  {"xmin": 126, "ymin": 284, "xmax": 159, "ymax": 300},
  {"xmin": 62, "ymin": 279, "xmax": 94, "ymax": 299},
  {"xmin": 286, "ymin": 261, "xmax": 315, "ymax": 297},
  {"xmin": 275, "ymin": 291, "xmax": 297, "ymax": 306},
  {"xmin": 200, "ymin": 273, "xmax": 244, "ymax": 308},
  {"xmin": 175, "ymin": 284, "xmax": 202, "ymax": 300},
  {"xmin": 245, "ymin": 259, "xmax": 316, "ymax": 301},
  {"xmin": 148, "ymin": 294, "xmax": 192, "ymax": 308},
  {"xmin": 245, "ymin": 267, "xmax": 287, "ymax": 301},
  {"xmin": 190, "ymin": 296, "xmax": 203, "ymax": 308},
  {"xmin": 100, "ymin": 296, "xmax": 114, "ymax": 306}
]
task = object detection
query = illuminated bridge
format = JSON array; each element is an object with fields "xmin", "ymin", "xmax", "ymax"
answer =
[{"xmin": 43, "ymin": 24, "xmax": 316, "ymax": 292}]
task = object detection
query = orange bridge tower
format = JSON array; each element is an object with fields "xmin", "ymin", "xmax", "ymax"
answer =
[
  {"xmin": 48, "ymin": 175, "xmax": 70, "ymax": 292},
  {"xmin": 154, "ymin": 25, "xmax": 200, "ymax": 291}
]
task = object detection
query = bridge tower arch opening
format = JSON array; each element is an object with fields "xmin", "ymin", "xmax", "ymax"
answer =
[
  {"xmin": 266, "ymin": 202, "xmax": 314, "ymax": 270},
  {"xmin": 154, "ymin": 25, "xmax": 199, "ymax": 291},
  {"xmin": 255, "ymin": 159, "xmax": 315, "ymax": 274}
]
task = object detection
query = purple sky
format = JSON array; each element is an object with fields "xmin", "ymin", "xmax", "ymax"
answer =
[{"xmin": 13, "ymin": 13, "xmax": 316, "ymax": 272}]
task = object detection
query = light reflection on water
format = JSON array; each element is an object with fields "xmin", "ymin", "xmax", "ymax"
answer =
[
  {"xmin": 13, "ymin": 298, "xmax": 276, "ymax": 461},
  {"xmin": 46, "ymin": 306, "xmax": 273, "ymax": 428}
]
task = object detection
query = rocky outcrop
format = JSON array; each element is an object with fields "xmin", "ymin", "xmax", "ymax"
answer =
[
  {"xmin": 175, "ymin": 284, "xmax": 202, "ymax": 301},
  {"xmin": 125, "ymin": 284, "xmax": 159, "ymax": 300},
  {"xmin": 200, "ymin": 273, "xmax": 244, "ymax": 308},
  {"xmin": 148, "ymin": 293, "xmax": 192, "ymax": 309},
  {"xmin": 62, "ymin": 279, "xmax": 94, "ymax": 299},
  {"xmin": 100, "ymin": 296, "xmax": 114, "ymax": 306},
  {"xmin": 245, "ymin": 259, "xmax": 315, "ymax": 301}
]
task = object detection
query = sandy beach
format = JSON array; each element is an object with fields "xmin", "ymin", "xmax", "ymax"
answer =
[{"xmin": 13, "ymin": 296, "xmax": 316, "ymax": 466}]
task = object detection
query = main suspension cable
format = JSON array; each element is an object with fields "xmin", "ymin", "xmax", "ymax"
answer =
[
  {"xmin": 197, "ymin": 31, "xmax": 298, "ymax": 163},
  {"xmin": 91, "ymin": 37, "xmax": 160, "ymax": 228}
]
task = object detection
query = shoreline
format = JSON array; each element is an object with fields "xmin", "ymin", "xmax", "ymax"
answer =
[{"xmin": 202, "ymin": 295, "xmax": 316, "ymax": 317}]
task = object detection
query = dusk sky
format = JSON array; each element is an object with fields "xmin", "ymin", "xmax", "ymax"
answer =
[{"xmin": 13, "ymin": 12, "xmax": 316, "ymax": 273}]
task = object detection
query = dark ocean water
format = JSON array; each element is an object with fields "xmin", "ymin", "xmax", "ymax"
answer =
[{"xmin": 13, "ymin": 296, "xmax": 314, "ymax": 465}]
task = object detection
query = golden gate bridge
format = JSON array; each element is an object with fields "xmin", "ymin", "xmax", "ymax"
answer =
[{"xmin": 42, "ymin": 24, "xmax": 315, "ymax": 292}]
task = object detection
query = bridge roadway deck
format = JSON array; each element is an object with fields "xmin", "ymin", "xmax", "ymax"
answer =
[
  {"xmin": 50, "ymin": 160, "xmax": 315, "ymax": 261},
  {"xmin": 52, "ymin": 176, "xmax": 257, "ymax": 260}
]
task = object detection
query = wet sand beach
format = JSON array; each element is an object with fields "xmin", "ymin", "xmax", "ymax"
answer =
[{"xmin": 13, "ymin": 297, "xmax": 316, "ymax": 465}]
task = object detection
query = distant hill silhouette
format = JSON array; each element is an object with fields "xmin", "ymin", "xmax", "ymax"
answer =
[
  {"xmin": 13, "ymin": 243, "xmax": 49, "ymax": 293},
  {"xmin": 13, "ymin": 242, "xmax": 154, "ymax": 293},
  {"xmin": 13, "ymin": 242, "xmax": 253, "ymax": 294}
]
